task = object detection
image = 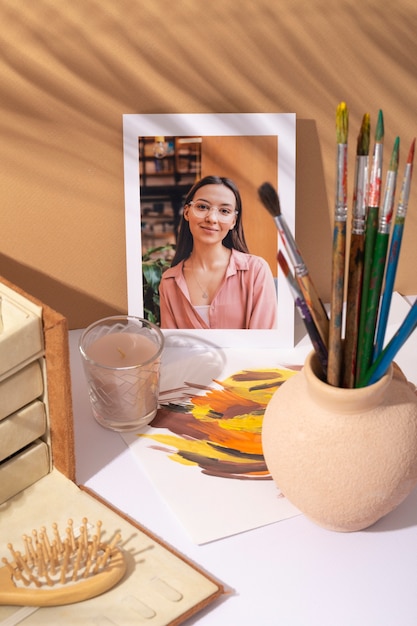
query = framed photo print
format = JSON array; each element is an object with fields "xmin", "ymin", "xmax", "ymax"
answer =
[{"xmin": 123, "ymin": 113, "xmax": 296, "ymax": 348}]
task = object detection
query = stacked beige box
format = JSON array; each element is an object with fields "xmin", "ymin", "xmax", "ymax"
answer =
[
  {"xmin": 0, "ymin": 283, "xmax": 51, "ymax": 503},
  {"xmin": 0, "ymin": 277, "xmax": 222, "ymax": 625},
  {"xmin": 0, "ymin": 277, "xmax": 75, "ymax": 495}
]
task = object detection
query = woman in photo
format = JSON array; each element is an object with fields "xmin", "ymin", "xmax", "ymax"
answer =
[{"xmin": 159, "ymin": 175, "xmax": 277, "ymax": 329}]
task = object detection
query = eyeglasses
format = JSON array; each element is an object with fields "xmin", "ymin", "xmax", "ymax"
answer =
[{"xmin": 188, "ymin": 201, "xmax": 237, "ymax": 223}]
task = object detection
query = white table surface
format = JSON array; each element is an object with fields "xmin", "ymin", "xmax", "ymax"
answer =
[{"xmin": 69, "ymin": 309, "xmax": 417, "ymax": 626}]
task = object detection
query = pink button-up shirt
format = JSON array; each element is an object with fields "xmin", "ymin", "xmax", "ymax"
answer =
[{"xmin": 159, "ymin": 249, "xmax": 277, "ymax": 329}]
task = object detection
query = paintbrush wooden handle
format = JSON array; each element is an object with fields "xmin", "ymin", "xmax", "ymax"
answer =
[
  {"xmin": 295, "ymin": 274, "xmax": 329, "ymax": 348},
  {"xmin": 356, "ymin": 206, "xmax": 379, "ymax": 385},
  {"xmin": 342, "ymin": 232, "xmax": 365, "ymax": 388},
  {"xmin": 328, "ymin": 221, "xmax": 346, "ymax": 386}
]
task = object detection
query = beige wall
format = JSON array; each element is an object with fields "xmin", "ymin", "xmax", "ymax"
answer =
[
  {"xmin": 1, "ymin": 0, "xmax": 417, "ymax": 328},
  {"xmin": 201, "ymin": 135, "xmax": 278, "ymax": 273}
]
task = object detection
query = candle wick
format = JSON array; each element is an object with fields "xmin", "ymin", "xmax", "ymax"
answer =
[{"xmin": 117, "ymin": 347, "xmax": 126, "ymax": 359}]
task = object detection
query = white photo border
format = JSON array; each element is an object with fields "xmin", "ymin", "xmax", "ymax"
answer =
[{"xmin": 123, "ymin": 113, "xmax": 296, "ymax": 348}]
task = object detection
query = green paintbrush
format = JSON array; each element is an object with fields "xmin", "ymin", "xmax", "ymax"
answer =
[
  {"xmin": 355, "ymin": 109, "xmax": 384, "ymax": 386},
  {"xmin": 356, "ymin": 136, "xmax": 400, "ymax": 387}
]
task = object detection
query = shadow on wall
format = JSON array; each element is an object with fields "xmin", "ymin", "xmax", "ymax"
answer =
[
  {"xmin": 296, "ymin": 119, "xmax": 332, "ymax": 303},
  {"xmin": 0, "ymin": 253, "xmax": 124, "ymax": 330}
]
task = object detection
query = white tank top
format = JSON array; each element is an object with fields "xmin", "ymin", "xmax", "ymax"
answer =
[{"xmin": 194, "ymin": 305, "xmax": 210, "ymax": 326}]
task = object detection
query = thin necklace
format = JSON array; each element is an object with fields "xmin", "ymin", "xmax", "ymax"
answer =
[{"xmin": 191, "ymin": 258, "xmax": 209, "ymax": 299}]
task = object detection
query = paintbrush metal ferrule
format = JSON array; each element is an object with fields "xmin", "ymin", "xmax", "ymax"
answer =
[
  {"xmin": 334, "ymin": 102, "xmax": 348, "ymax": 222},
  {"xmin": 396, "ymin": 174, "xmax": 412, "ymax": 220},
  {"xmin": 335, "ymin": 143, "xmax": 348, "ymax": 221},
  {"xmin": 368, "ymin": 142, "xmax": 384, "ymax": 207},
  {"xmin": 367, "ymin": 110, "xmax": 384, "ymax": 208},
  {"xmin": 378, "ymin": 137, "xmax": 400, "ymax": 234},
  {"xmin": 378, "ymin": 170, "xmax": 397, "ymax": 233},
  {"xmin": 274, "ymin": 215, "xmax": 308, "ymax": 276},
  {"xmin": 396, "ymin": 138, "xmax": 415, "ymax": 219},
  {"xmin": 352, "ymin": 154, "xmax": 369, "ymax": 234},
  {"xmin": 351, "ymin": 113, "xmax": 370, "ymax": 235}
]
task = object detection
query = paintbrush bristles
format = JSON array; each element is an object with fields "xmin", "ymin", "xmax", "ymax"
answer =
[
  {"xmin": 375, "ymin": 109, "xmax": 384, "ymax": 143},
  {"xmin": 389, "ymin": 136, "xmax": 400, "ymax": 173},
  {"xmin": 257, "ymin": 182, "xmax": 281, "ymax": 218},
  {"xmin": 357, "ymin": 113, "xmax": 370, "ymax": 156},
  {"xmin": 336, "ymin": 102, "xmax": 349, "ymax": 144}
]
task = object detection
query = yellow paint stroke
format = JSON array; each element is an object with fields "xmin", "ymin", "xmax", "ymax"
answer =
[
  {"xmin": 139, "ymin": 367, "xmax": 298, "ymax": 478},
  {"xmin": 141, "ymin": 433, "xmax": 261, "ymax": 467}
]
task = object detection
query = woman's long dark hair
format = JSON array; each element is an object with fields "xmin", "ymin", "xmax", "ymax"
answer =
[{"xmin": 170, "ymin": 175, "xmax": 249, "ymax": 267}]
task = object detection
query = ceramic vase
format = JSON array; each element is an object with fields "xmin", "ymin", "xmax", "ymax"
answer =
[{"xmin": 262, "ymin": 351, "xmax": 417, "ymax": 531}]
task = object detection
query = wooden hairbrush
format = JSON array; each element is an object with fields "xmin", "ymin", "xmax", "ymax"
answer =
[{"xmin": 0, "ymin": 518, "xmax": 126, "ymax": 606}]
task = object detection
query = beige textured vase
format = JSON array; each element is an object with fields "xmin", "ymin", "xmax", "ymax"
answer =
[{"xmin": 262, "ymin": 351, "xmax": 417, "ymax": 531}]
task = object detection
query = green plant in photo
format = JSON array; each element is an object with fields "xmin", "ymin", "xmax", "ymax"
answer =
[{"xmin": 142, "ymin": 244, "xmax": 175, "ymax": 325}]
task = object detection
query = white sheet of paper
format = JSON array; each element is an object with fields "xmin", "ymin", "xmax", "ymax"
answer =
[
  {"xmin": 122, "ymin": 293, "xmax": 413, "ymax": 544},
  {"xmin": 122, "ymin": 342, "xmax": 309, "ymax": 544}
]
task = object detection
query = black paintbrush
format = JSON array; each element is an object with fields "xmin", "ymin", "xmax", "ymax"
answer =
[{"xmin": 258, "ymin": 182, "xmax": 329, "ymax": 347}]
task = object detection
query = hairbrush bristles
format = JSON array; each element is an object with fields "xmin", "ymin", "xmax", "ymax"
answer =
[{"xmin": 0, "ymin": 519, "xmax": 126, "ymax": 606}]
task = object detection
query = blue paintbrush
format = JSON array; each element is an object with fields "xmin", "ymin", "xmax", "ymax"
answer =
[
  {"xmin": 374, "ymin": 138, "xmax": 416, "ymax": 358},
  {"xmin": 361, "ymin": 298, "xmax": 417, "ymax": 386}
]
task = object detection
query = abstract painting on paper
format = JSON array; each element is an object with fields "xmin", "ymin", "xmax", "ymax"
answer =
[{"xmin": 122, "ymin": 342, "xmax": 305, "ymax": 544}]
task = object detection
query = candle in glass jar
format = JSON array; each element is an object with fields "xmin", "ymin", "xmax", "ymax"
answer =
[
  {"xmin": 79, "ymin": 317, "xmax": 164, "ymax": 432},
  {"xmin": 86, "ymin": 332, "xmax": 157, "ymax": 367}
]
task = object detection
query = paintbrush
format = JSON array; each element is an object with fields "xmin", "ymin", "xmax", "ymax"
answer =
[
  {"xmin": 360, "ymin": 298, "xmax": 417, "ymax": 387},
  {"xmin": 342, "ymin": 113, "xmax": 370, "ymax": 388},
  {"xmin": 355, "ymin": 109, "xmax": 384, "ymax": 385},
  {"xmin": 328, "ymin": 102, "xmax": 349, "ymax": 387},
  {"xmin": 258, "ymin": 182, "xmax": 329, "ymax": 348},
  {"xmin": 374, "ymin": 138, "xmax": 416, "ymax": 358},
  {"xmin": 278, "ymin": 250, "xmax": 328, "ymax": 376},
  {"xmin": 356, "ymin": 136, "xmax": 400, "ymax": 388}
]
